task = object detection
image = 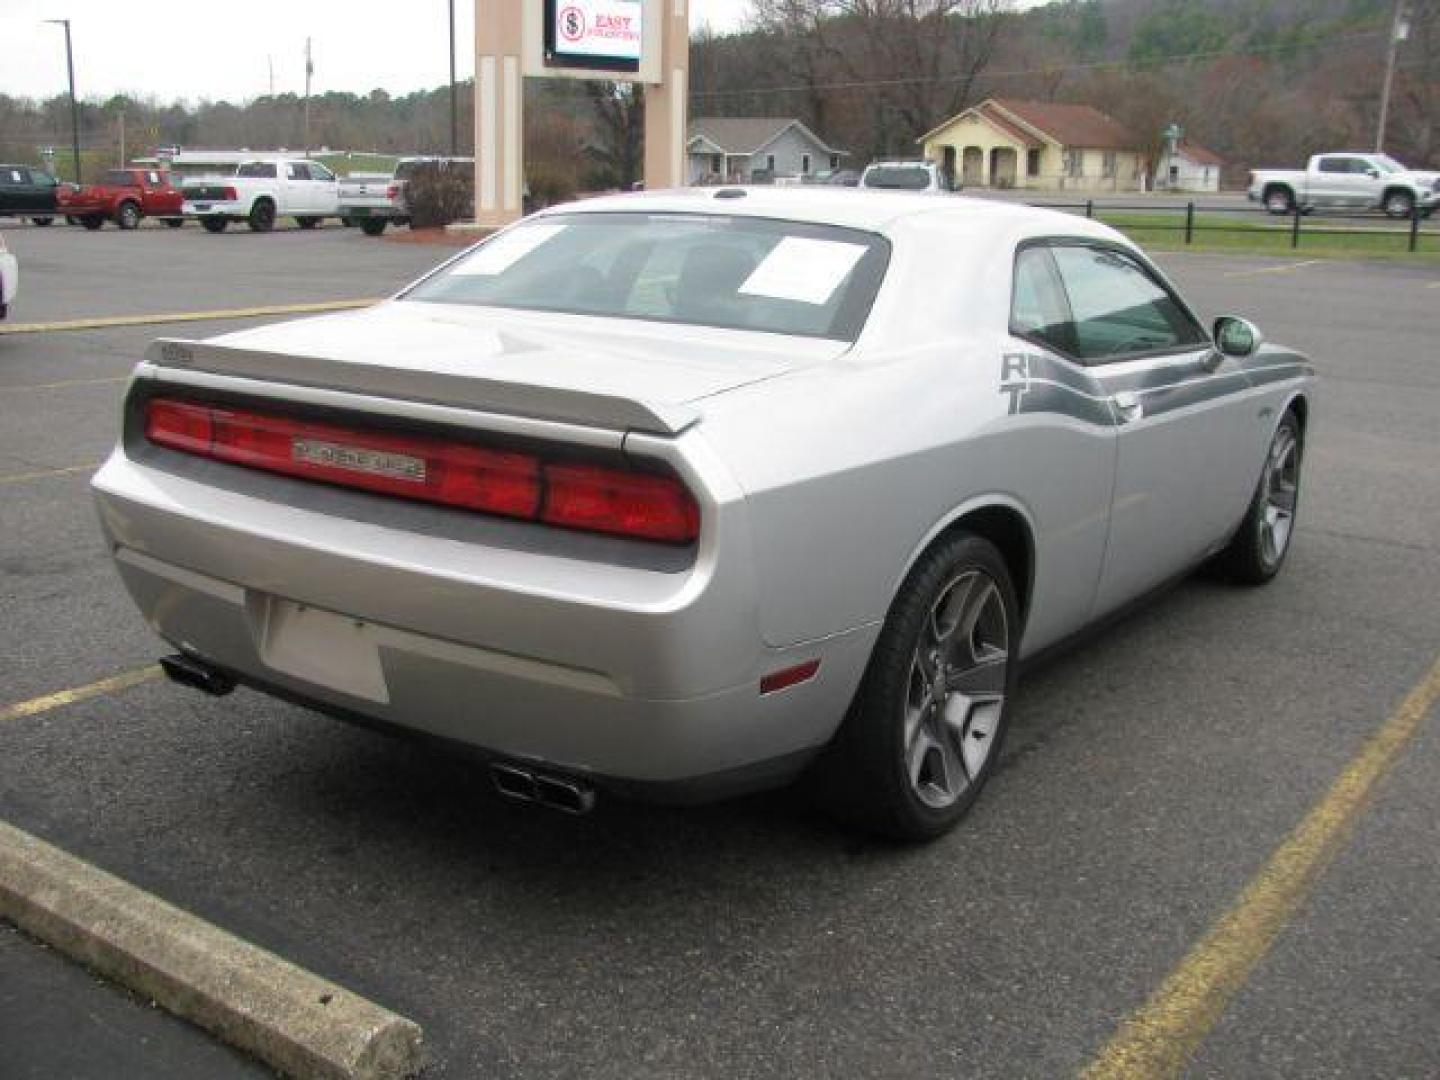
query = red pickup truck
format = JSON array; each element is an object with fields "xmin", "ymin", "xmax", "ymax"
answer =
[{"xmin": 59, "ymin": 168, "xmax": 184, "ymax": 230}]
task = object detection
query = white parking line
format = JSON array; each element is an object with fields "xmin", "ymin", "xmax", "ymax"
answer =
[{"xmin": 1221, "ymin": 260, "xmax": 1320, "ymax": 279}]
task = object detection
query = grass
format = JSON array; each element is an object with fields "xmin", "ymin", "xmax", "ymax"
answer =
[
  {"xmin": 1090, "ymin": 211, "xmax": 1440, "ymax": 259},
  {"xmin": 314, "ymin": 152, "xmax": 399, "ymax": 177}
]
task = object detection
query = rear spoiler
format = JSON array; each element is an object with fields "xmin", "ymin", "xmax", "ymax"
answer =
[{"xmin": 143, "ymin": 338, "xmax": 700, "ymax": 436}]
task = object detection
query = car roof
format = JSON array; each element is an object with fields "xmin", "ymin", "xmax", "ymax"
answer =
[{"xmin": 545, "ymin": 186, "xmax": 1119, "ymax": 244}]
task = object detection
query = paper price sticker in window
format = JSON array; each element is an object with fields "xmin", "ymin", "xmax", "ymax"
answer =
[
  {"xmin": 739, "ymin": 237, "xmax": 868, "ymax": 306},
  {"xmin": 452, "ymin": 220, "xmax": 571, "ymax": 276}
]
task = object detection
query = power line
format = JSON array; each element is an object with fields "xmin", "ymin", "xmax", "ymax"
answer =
[{"xmin": 690, "ymin": 25, "xmax": 1389, "ymax": 100}]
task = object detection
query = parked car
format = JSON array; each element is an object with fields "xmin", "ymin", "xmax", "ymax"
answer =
[
  {"xmin": 0, "ymin": 164, "xmax": 60, "ymax": 226},
  {"xmin": 58, "ymin": 168, "xmax": 185, "ymax": 230},
  {"xmin": 93, "ymin": 189, "xmax": 1313, "ymax": 839},
  {"xmin": 0, "ymin": 231, "xmax": 17, "ymax": 319},
  {"xmin": 1248, "ymin": 152, "xmax": 1440, "ymax": 218},
  {"xmin": 181, "ymin": 157, "xmax": 342, "ymax": 233},
  {"xmin": 806, "ymin": 169, "xmax": 859, "ymax": 187},
  {"xmin": 339, "ymin": 156, "xmax": 475, "ymax": 236},
  {"xmin": 859, "ymin": 160, "xmax": 956, "ymax": 193}
]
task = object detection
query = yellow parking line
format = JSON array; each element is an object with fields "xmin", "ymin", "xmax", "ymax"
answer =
[
  {"xmin": 0, "ymin": 462, "xmax": 100, "ymax": 486},
  {"xmin": 1083, "ymin": 651, "xmax": 1440, "ymax": 1080},
  {"xmin": 0, "ymin": 665, "xmax": 163, "ymax": 723},
  {"xmin": 1221, "ymin": 260, "xmax": 1320, "ymax": 279},
  {"xmin": 0, "ymin": 298, "xmax": 380, "ymax": 335}
]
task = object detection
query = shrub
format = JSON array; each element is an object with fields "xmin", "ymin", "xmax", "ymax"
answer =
[{"xmin": 405, "ymin": 163, "xmax": 472, "ymax": 228}]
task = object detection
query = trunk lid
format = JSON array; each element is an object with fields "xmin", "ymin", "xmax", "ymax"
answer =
[{"xmin": 146, "ymin": 300, "xmax": 848, "ymax": 435}]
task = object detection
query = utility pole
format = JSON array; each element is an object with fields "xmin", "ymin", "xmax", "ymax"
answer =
[
  {"xmin": 118, "ymin": 109, "xmax": 125, "ymax": 167},
  {"xmin": 1377, "ymin": 0, "xmax": 1411, "ymax": 152},
  {"xmin": 44, "ymin": 19, "xmax": 82, "ymax": 184},
  {"xmin": 268, "ymin": 55, "xmax": 275, "ymax": 97},
  {"xmin": 303, "ymin": 37, "xmax": 313, "ymax": 153},
  {"xmin": 448, "ymin": 0, "xmax": 458, "ymax": 156}
]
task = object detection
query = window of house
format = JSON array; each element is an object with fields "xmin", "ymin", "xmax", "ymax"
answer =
[
  {"xmin": 830, "ymin": 154, "xmax": 840, "ymax": 170},
  {"xmin": 802, "ymin": 153, "xmax": 811, "ymax": 174},
  {"xmin": 1047, "ymin": 245, "xmax": 1205, "ymax": 362},
  {"xmin": 766, "ymin": 154, "xmax": 776, "ymax": 171},
  {"xmin": 1027, "ymin": 149, "xmax": 1041, "ymax": 178},
  {"xmin": 1065, "ymin": 151, "xmax": 1084, "ymax": 178},
  {"xmin": 1102, "ymin": 152, "xmax": 1117, "ymax": 178}
]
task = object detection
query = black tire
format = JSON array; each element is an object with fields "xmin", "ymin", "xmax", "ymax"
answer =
[
  {"xmin": 81, "ymin": 214, "xmax": 104, "ymax": 231},
  {"xmin": 806, "ymin": 532, "xmax": 1020, "ymax": 841},
  {"xmin": 116, "ymin": 201, "xmax": 141, "ymax": 230},
  {"xmin": 247, "ymin": 199, "xmax": 276, "ymax": 232},
  {"xmin": 64, "ymin": 215, "xmax": 79, "ymax": 226},
  {"xmin": 201, "ymin": 216, "xmax": 228, "ymax": 234},
  {"xmin": 164, "ymin": 218, "xmax": 184, "ymax": 229},
  {"xmin": 1263, "ymin": 186, "xmax": 1294, "ymax": 215},
  {"xmin": 31, "ymin": 216, "xmax": 54, "ymax": 227},
  {"xmin": 1382, "ymin": 189, "xmax": 1415, "ymax": 219},
  {"xmin": 297, "ymin": 216, "xmax": 321, "ymax": 230},
  {"xmin": 341, "ymin": 216, "xmax": 357, "ymax": 227},
  {"xmin": 360, "ymin": 218, "xmax": 388, "ymax": 236},
  {"xmin": 1215, "ymin": 410, "xmax": 1303, "ymax": 586}
]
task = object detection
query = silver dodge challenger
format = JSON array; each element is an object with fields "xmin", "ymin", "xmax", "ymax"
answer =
[{"xmin": 92, "ymin": 189, "xmax": 1313, "ymax": 839}]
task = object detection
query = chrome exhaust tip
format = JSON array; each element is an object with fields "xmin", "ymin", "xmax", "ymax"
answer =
[{"xmin": 490, "ymin": 762, "xmax": 596, "ymax": 815}]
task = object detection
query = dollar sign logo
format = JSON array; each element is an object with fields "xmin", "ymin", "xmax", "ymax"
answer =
[{"xmin": 565, "ymin": 11, "xmax": 580, "ymax": 35}]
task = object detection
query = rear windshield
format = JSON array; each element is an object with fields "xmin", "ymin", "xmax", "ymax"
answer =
[
  {"xmin": 405, "ymin": 212, "xmax": 890, "ymax": 341},
  {"xmin": 236, "ymin": 162, "xmax": 278, "ymax": 179},
  {"xmin": 102, "ymin": 170, "xmax": 138, "ymax": 186},
  {"xmin": 862, "ymin": 166, "xmax": 932, "ymax": 190}
]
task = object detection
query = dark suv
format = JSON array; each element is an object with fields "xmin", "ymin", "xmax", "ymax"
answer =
[{"xmin": 0, "ymin": 164, "xmax": 61, "ymax": 226}]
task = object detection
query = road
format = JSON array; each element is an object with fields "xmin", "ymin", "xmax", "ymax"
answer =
[{"xmin": 0, "ymin": 221, "xmax": 1437, "ymax": 1078}]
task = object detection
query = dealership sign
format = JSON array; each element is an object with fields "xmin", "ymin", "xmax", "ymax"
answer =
[{"xmin": 545, "ymin": 0, "xmax": 642, "ymax": 72}]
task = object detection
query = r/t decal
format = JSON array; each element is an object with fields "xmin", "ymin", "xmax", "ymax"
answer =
[{"xmin": 1000, "ymin": 352, "xmax": 1033, "ymax": 414}]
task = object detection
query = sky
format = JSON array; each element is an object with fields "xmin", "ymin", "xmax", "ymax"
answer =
[{"xmin": 0, "ymin": 0, "xmax": 757, "ymax": 105}]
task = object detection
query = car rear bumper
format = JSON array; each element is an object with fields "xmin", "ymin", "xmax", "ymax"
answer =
[
  {"xmin": 339, "ymin": 204, "xmax": 403, "ymax": 219},
  {"xmin": 183, "ymin": 200, "xmax": 245, "ymax": 218},
  {"xmin": 91, "ymin": 447, "xmax": 873, "ymax": 789}
]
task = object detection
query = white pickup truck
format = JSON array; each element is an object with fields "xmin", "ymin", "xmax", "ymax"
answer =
[
  {"xmin": 1248, "ymin": 152, "xmax": 1440, "ymax": 218},
  {"xmin": 181, "ymin": 157, "xmax": 342, "ymax": 233}
]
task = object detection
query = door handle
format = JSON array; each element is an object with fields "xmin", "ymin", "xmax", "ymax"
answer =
[{"xmin": 1112, "ymin": 390, "xmax": 1143, "ymax": 422}]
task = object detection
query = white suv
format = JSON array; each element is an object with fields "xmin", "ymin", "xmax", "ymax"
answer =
[{"xmin": 859, "ymin": 160, "xmax": 955, "ymax": 194}]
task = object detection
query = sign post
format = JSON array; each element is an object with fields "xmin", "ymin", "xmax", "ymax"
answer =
[{"xmin": 472, "ymin": 0, "xmax": 687, "ymax": 231}]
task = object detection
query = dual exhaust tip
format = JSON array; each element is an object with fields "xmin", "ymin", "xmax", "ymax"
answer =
[
  {"xmin": 161, "ymin": 653, "xmax": 597, "ymax": 816},
  {"xmin": 490, "ymin": 762, "xmax": 597, "ymax": 816}
]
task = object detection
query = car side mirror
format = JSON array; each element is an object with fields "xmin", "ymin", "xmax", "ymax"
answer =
[{"xmin": 1213, "ymin": 316, "xmax": 1262, "ymax": 358}]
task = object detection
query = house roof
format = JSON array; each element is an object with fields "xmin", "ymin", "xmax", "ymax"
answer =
[
  {"xmin": 990, "ymin": 99, "xmax": 1137, "ymax": 150},
  {"xmin": 1176, "ymin": 140, "xmax": 1224, "ymax": 166},
  {"xmin": 687, "ymin": 117, "xmax": 844, "ymax": 157},
  {"xmin": 920, "ymin": 98, "xmax": 1138, "ymax": 151}
]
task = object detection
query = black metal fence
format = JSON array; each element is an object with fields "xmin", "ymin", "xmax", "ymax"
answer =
[{"xmin": 1022, "ymin": 198, "xmax": 1439, "ymax": 253}]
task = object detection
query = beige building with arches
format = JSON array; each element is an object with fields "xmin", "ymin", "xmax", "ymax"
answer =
[{"xmin": 918, "ymin": 98, "xmax": 1147, "ymax": 193}]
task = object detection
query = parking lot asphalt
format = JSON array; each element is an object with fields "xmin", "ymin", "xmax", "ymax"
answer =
[{"xmin": 0, "ymin": 224, "xmax": 1437, "ymax": 1078}]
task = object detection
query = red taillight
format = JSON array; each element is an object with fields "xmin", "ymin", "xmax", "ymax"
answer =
[
  {"xmin": 542, "ymin": 463, "xmax": 700, "ymax": 544},
  {"xmin": 144, "ymin": 398, "xmax": 699, "ymax": 544},
  {"xmin": 386, "ymin": 184, "xmax": 400, "ymax": 200},
  {"xmin": 223, "ymin": 186, "xmax": 237, "ymax": 200}
]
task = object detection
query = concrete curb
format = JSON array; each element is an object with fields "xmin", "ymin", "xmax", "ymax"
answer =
[{"xmin": 0, "ymin": 820, "xmax": 423, "ymax": 1079}]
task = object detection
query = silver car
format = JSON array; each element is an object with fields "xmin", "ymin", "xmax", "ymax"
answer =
[{"xmin": 92, "ymin": 189, "xmax": 1313, "ymax": 838}]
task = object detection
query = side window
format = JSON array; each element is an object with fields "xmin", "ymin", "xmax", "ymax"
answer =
[
  {"xmin": 1049, "ymin": 245, "xmax": 1205, "ymax": 362},
  {"xmin": 1317, "ymin": 157, "xmax": 1346, "ymax": 174},
  {"xmin": 287, "ymin": 162, "xmax": 312, "ymax": 181},
  {"xmin": 1010, "ymin": 247, "xmax": 1075, "ymax": 357},
  {"xmin": 309, "ymin": 162, "xmax": 335, "ymax": 182}
]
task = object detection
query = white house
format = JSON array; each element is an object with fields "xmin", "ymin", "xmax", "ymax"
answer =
[
  {"xmin": 1155, "ymin": 140, "xmax": 1224, "ymax": 193},
  {"xmin": 687, "ymin": 118, "xmax": 846, "ymax": 184}
]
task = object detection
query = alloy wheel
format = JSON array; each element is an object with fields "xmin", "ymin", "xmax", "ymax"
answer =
[{"xmin": 903, "ymin": 570, "xmax": 1009, "ymax": 809}]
